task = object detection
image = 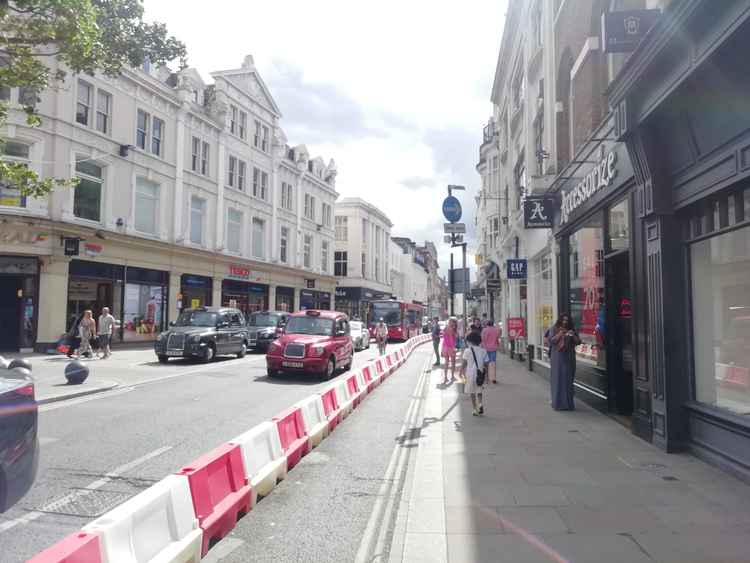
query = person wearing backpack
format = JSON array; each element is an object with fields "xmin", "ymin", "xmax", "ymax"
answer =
[{"xmin": 460, "ymin": 331, "xmax": 489, "ymax": 416}]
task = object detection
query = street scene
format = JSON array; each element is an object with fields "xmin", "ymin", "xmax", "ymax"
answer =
[{"xmin": 2, "ymin": 0, "xmax": 750, "ymax": 562}]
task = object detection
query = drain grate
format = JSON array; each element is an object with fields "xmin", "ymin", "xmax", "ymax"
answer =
[{"xmin": 37, "ymin": 489, "xmax": 133, "ymax": 518}]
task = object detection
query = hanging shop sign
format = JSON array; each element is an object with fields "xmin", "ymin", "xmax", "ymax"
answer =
[
  {"xmin": 523, "ymin": 196, "xmax": 555, "ymax": 229},
  {"xmin": 228, "ymin": 264, "xmax": 250, "ymax": 280},
  {"xmin": 602, "ymin": 9, "xmax": 660, "ymax": 54},
  {"xmin": 560, "ymin": 150, "xmax": 618, "ymax": 225},
  {"xmin": 506, "ymin": 259, "xmax": 528, "ymax": 280},
  {"xmin": 306, "ymin": 279, "xmax": 316, "ymax": 289},
  {"xmin": 63, "ymin": 237, "xmax": 80, "ymax": 256},
  {"xmin": 83, "ymin": 242, "xmax": 102, "ymax": 257},
  {"xmin": 506, "ymin": 317, "xmax": 526, "ymax": 340}
]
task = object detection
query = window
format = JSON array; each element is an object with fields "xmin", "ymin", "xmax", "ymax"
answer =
[
  {"xmin": 96, "ymin": 90, "xmax": 111, "ymax": 134},
  {"xmin": 190, "ymin": 196, "xmax": 205, "ymax": 244},
  {"xmin": 303, "ymin": 234, "xmax": 312, "ymax": 268},
  {"xmin": 151, "ymin": 117, "xmax": 163, "ymax": 156},
  {"xmin": 281, "ymin": 182, "xmax": 293, "ymax": 210},
  {"xmin": 230, "ymin": 105, "xmax": 238, "ymax": 135},
  {"xmin": 254, "ymin": 120, "xmax": 261, "ymax": 148},
  {"xmin": 335, "ymin": 216, "xmax": 348, "ymax": 241},
  {"xmin": 134, "ymin": 177, "xmax": 159, "ymax": 234},
  {"xmin": 228, "ymin": 156, "xmax": 237, "ymax": 188},
  {"xmin": 491, "ymin": 216, "xmax": 500, "ymax": 248},
  {"xmin": 74, "ymin": 159, "xmax": 103, "ymax": 222},
  {"xmin": 334, "ymin": 251, "xmax": 348, "ymax": 276},
  {"xmin": 76, "ymin": 80, "xmax": 91, "ymax": 125},
  {"xmin": 691, "ymin": 225, "xmax": 750, "ymax": 415},
  {"xmin": 239, "ymin": 110, "xmax": 247, "ymax": 140},
  {"xmin": 252, "ymin": 218, "xmax": 265, "ymax": 258},
  {"xmin": 252, "ymin": 167, "xmax": 259, "ymax": 197},
  {"xmin": 261, "ymin": 126, "xmax": 269, "ymax": 152},
  {"xmin": 136, "ymin": 109, "xmax": 149, "ymax": 150},
  {"xmin": 191, "ymin": 137, "xmax": 200, "ymax": 172},
  {"xmin": 322, "ymin": 203, "xmax": 332, "ymax": 227},
  {"xmin": 321, "ymin": 241, "xmax": 329, "ymax": 273},
  {"xmin": 238, "ymin": 160, "xmax": 246, "ymax": 191},
  {"xmin": 304, "ymin": 194, "xmax": 315, "ymax": 221},
  {"xmin": 375, "ymin": 257, "xmax": 380, "ymax": 282},
  {"xmin": 227, "ymin": 208, "xmax": 242, "ymax": 253},
  {"xmin": 512, "ymin": 64, "xmax": 525, "ymax": 110},
  {"xmin": 514, "ymin": 154, "xmax": 527, "ymax": 210},
  {"xmin": 201, "ymin": 141, "xmax": 209, "ymax": 175},
  {"xmin": 361, "ymin": 252, "xmax": 367, "ymax": 278},
  {"xmin": 362, "ymin": 219, "xmax": 368, "ymax": 244},
  {"xmin": 534, "ymin": 252, "xmax": 554, "ymax": 351},
  {"xmin": 280, "ymin": 226, "xmax": 289, "ymax": 263},
  {"xmin": 260, "ymin": 171, "xmax": 268, "ymax": 200},
  {"xmin": 0, "ymin": 141, "xmax": 30, "ymax": 208}
]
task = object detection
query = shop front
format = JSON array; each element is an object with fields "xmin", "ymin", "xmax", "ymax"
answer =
[
  {"xmin": 0, "ymin": 256, "xmax": 39, "ymax": 352},
  {"xmin": 551, "ymin": 116, "xmax": 638, "ymax": 425},
  {"xmin": 300, "ymin": 289, "xmax": 332, "ymax": 311},
  {"xmin": 333, "ymin": 286, "xmax": 379, "ymax": 321},
  {"xmin": 274, "ymin": 286, "xmax": 295, "ymax": 312},
  {"xmin": 179, "ymin": 274, "xmax": 212, "ymax": 310},
  {"xmin": 221, "ymin": 279, "xmax": 268, "ymax": 315},
  {"xmin": 67, "ymin": 259, "xmax": 168, "ymax": 343},
  {"xmin": 607, "ymin": 0, "xmax": 750, "ymax": 476}
]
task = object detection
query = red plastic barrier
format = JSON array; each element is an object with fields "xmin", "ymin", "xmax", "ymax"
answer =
[
  {"xmin": 27, "ymin": 532, "xmax": 103, "ymax": 563},
  {"xmin": 375, "ymin": 359, "xmax": 386, "ymax": 378},
  {"xmin": 273, "ymin": 407, "xmax": 309, "ymax": 470},
  {"xmin": 385, "ymin": 355, "xmax": 394, "ymax": 370},
  {"xmin": 361, "ymin": 365, "xmax": 377, "ymax": 392},
  {"xmin": 346, "ymin": 374, "xmax": 362, "ymax": 407},
  {"xmin": 320, "ymin": 387, "xmax": 342, "ymax": 432},
  {"xmin": 177, "ymin": 443, "xmax": 252, "ymax": 556}
]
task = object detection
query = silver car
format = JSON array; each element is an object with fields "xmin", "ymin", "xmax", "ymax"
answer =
[{"xmin": 350, "ymin": 320, "xmax": 371, "ymax": 352}]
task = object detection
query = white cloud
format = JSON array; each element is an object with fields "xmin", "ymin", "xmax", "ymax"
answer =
[{"xmin": 144, "ymin": 0, "xmax": 506, "ymax": 276}]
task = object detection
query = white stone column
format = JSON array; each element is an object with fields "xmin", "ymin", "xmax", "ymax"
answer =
[
  {"xmin": 268, "ymin": 284, "xmax": 276, "ymax": 311},
  {"xmin": 215, "ymin": 139, "xmax": 226, "ymax": 250},
  {"xmin": 37, "ymin": 257, "xmax": 70, "ymax": 348},
  {"xmin": 168, "ymin": 271, "xmax": 181, "ymax": 322},
  {"xmin": 173, "ymin": 108, "xmax": 187, "ymax": 241},
  {"xmin": 212, "ymin": 275, "xmax": 223, "ymax": 308}
]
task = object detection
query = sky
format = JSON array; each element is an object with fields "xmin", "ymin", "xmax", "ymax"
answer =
[{"xmin": 144, "ymin": 0, "xmax": 507, "ymax": 277}]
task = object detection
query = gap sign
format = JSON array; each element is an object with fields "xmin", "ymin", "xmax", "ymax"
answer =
[
  {"xmin": 442, "ymin": 196, "xmax": 462, "ymax": 223},
  {"xmin": 507, "ymin": 259, "xmax": 527, "ymax": 279}
]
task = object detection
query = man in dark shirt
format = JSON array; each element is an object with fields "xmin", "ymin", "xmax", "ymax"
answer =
[{"xmin": 431, "ymin": 317, "xmax": 441, "ymax": 366}]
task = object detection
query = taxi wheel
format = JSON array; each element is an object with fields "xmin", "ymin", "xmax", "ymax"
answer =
[
  {"xmin": 158, "ymin": 355, "xmax": 168, "ymax": 364},
  {"xmin": 203, "ymin": 344, "xmax": 215, "ymax": 363},
  {"xmin": 343, "ymin": 356, "xmax": 352, "ymax": 372},
  {"xmin": 268, "ymin": 368, "xmax": 279, "ymax": 378},
  {"xmin": 325, "ymin": 357, "xmax": 336, "ymax": 380},
  {"xmin": 237, "ymin": 341, "xmax": 247, "ymax": 358}
]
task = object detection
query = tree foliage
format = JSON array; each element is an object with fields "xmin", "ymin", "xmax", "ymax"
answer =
[{"xmin": 0, "ymin": 0, "xmax": 187, "ymax": 198}]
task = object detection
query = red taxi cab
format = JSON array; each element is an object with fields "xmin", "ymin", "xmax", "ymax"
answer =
[{"xmin": 266, "ymin": 310, "xmax": 353, "ymax": 380}]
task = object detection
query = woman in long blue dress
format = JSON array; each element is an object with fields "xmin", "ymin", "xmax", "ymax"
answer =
[{"xmin": 546, "ymin": 313, "xmax": 581, "ymax": 411}]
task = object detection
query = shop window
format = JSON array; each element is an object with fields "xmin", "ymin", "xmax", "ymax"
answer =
[
  {"xmin": 0, "ymin": 140, "xmax": 30, "ymax": 207},
  {"xmin": 690, "ymin": 225, "xmax": 750, "ymax": 415},
  {"xmin": 190, "ymin": 196, "xmax": 205, "ymax": 245},
  {"xmin": 74, "ymin": 159, "xmax": 103, "ymax": 222},
  {"xmin": 252, "ymin": 217, "xmax": 265, "ymax": 259},
  {"xmin": 608, "ymin": 197, "xmax": 630, "ymax": 251},
  {"xmin": 227, "ymin": 208, "xmax": 243, "ymax": 253},
  {"xmin": 124, "ymin": 282, "xmax": 165, "ymax": 341},
  {"xmin": 134, "ymin": 177, "xmax": 159, "ymax": 235},
  {"xmin": 534, "ymin": 252, "xmax": 554, "ymax": 352},
  {"xmin": 567, "ymin": 214, "xmax": 606, "ymax": 394}
]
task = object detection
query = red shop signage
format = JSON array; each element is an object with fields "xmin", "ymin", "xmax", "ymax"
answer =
[
  {"xmin": 506, "ymin": 317, "xmax": 526, "ymax": 340},
  {"xmin": 228, "ymin": 264, "xmax": 250, "ymax": 280}
]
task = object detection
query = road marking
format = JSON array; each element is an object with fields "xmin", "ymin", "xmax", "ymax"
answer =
[
  {"xmin": 39, "ymin": 386, "xmax": 135, "ymax": 412},
  {"xmin": 0, "ymin": 445, "xmax": 173, "ymax": 534},
  {"xmin": 355, "ymin": 352, "xmax": 431, "ymax": 563}
]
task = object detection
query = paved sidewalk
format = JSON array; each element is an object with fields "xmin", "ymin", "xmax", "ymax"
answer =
[{"xmin": 394, "ymin": 354, "xmax": 750, "ymax": 563}]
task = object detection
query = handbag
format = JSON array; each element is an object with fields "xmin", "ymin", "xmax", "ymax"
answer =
[{"xmin": 470, "ymin": 346, "xmax": 486, "ymax": 387}]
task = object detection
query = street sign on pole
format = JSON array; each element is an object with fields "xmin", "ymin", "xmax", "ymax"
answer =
[
  {"xmin": 442, "ymin": 196, "xmax": 462, "ymax": 223},
  {"xmin": 486, "ymin": 279, "xmax": 502, "ymax": 291},
  {"xmin": 444, "ymin": 223, "xmax": 466, "ymax": 234},
  {"xmin": 450, "ymin": 268, "xmax": 471, "ymax": 294}
]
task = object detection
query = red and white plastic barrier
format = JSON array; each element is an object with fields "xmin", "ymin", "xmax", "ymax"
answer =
[
  {"xmin": 295, "ymin": 394, "xmax": 329, "ymax": 449},
  {"xmin": 29, "ymin": 333, "xmax": 432, "ymax": 562},
  {"xmin": 84, "ymin": 474, "xmax": 202, "ymax": 562},
  {"xmin": 229, "ymin": 421, "xmax": 287, "ymax": 503}
]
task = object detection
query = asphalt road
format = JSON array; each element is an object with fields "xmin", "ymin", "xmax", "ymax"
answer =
[{"xmin": 0, "ymin": 343, "xmax": 429, "ymax": 563}]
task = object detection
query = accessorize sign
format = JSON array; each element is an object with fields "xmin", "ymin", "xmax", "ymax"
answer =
[{"xmin": 560, "ymin": 151, "xmax": 617, "ymax": 225}]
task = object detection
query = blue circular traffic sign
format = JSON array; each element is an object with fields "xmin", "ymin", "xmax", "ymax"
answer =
[{"xmin": 442, "ymin": 196, "xmax": 462, "ymax": 223}]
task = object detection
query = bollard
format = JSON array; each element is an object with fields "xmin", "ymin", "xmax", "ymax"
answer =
[{"xmin": 65, "ymin": 361, "xmax": 89, "ymax": 384}]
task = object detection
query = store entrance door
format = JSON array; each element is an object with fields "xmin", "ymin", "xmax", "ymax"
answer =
[
  {"xmin": 605, "ymin": 251, "xmax": 634, "ymax": 417},
  {"xmin": 0, "ymin": 276, "xmax": 21, "ymax": 351}
]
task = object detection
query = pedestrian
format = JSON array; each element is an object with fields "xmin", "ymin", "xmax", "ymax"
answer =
[
  {"xmin": 481, "ymin": 319, "xmax": 501, "ymax": 384},
  {"xmin": 456, "ymin": 316, "xmax": 465, "ymax": 351},
  {"xmin": 441, "ymin": 318, "xmax": 457, "ymax": 384},
  {"xmin": 460, "ymin": 330, "xmax": 489, "ymax": 416},
  {"xmin": 469, "ymin": 316, "xmax": 482, "ymax": 337},
  {"xmin": 545, "ymin": 313, "xmax": 581, "ymax": 411},
  {"xmin": 97, "ymin": 307, "xmax": 116, "ymax": 358},
  {"xmin": 65, "ymin": 314, "xmax": 82, "ymax": 358},
  {"xmin": 78, "ymin": 309, "xmax": 97, "ymax": 359},
  {"xmin": 431, "ymin": 317, "xmax": 441, "ymax": 366},
  {"xmin": 375, "ymin": 317, "xmax": 388, "ymax": 356}
]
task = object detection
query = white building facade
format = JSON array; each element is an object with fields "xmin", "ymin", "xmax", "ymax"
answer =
[
  {"xmin": 390, "ymin": 237, "xmax": 429, "ymax": 307},
  {"xmin": 0, "ymin": 54, "xmax": 338, "ymax": 352},
  {"xmin": 333, "ymin": 197, "xmax": 392, "ymax": 321}
]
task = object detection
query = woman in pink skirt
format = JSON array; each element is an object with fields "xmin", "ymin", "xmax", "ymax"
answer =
[{"xmin": 441, "ymin": 318, "xmax": 458, "ymax": 384}]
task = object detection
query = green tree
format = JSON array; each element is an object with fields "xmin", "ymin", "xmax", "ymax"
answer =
[{"xmin": 0, "ymin": 0, "xmax": 187, "ymax": 198}]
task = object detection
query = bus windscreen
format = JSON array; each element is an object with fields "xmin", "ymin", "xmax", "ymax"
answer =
[{"xmin": 371, "ymin": 302, "xmax": 401, "ymax": 326}]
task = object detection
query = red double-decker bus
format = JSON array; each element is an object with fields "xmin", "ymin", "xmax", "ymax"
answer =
[{"xmin": 368, "ymin": 299, "xmax": 424, "ymax": 342}]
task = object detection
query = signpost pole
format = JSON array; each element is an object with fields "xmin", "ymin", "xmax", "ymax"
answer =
[
  {"xmin": 449, "ymin": 249, "xmax": 454, "ymax": 317},
  {"xmin": 462, "ymin": 242, "xmax": 467, "ymax": 328}
]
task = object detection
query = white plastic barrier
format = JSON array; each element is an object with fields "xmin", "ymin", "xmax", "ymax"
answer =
[
  {"xmin": 295, "ymin": 394, "xmax": 329, "ymax": 449},
  {"xmin": 229, "ymin": 421, "xmax": 288, "ymax": 504},
  {"xmin": 82, "ymin": 474, "xmax": 201, "ymax": 563},
  {"xmin": 354, "ymin": 369, "xmax": 369, "ymax": 398},
  {"xmin": 332, "ymin": 379, "xmax": 355, "ymax": 418}
]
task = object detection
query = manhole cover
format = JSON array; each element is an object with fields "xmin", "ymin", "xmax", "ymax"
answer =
[{"xmin": 37, "ymin": 489, "xmax": 133, "ymax": 518}]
